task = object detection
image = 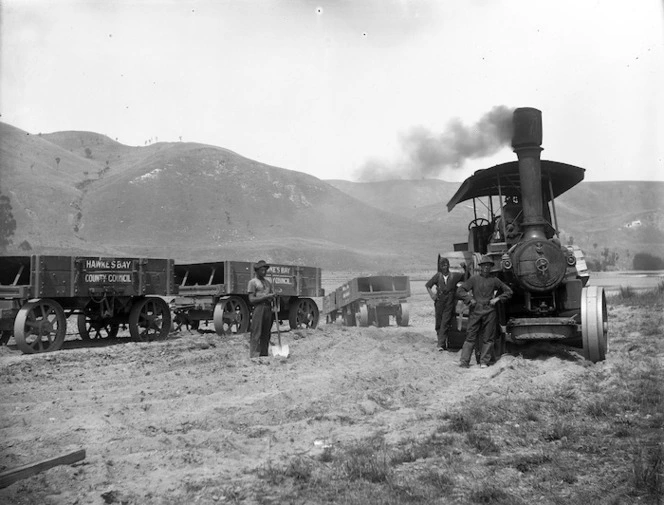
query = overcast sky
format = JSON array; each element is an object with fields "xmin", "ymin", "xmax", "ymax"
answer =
[{"xmin": 2, "ymin": 0, "xmax": 663, "ymax": 182}]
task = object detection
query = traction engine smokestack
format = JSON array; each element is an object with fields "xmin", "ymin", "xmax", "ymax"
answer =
[{"xmin": 512, "ymin": 107, "xmax": 546, "ymax": 241}]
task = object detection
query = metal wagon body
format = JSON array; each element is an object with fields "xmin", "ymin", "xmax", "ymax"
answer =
[
  {"xmin": 323, "ymin": 275, "xmax": 410, "ymax": 327},
  {"xmin": 170, "ymin": 260, "xmax": 323, "ymax": 335},
  {"xmin": 0, "ymin": 255, "xmax": 175, "ymax": 353}
]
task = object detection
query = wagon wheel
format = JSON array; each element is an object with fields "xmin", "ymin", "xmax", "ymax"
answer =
[
  {"xmin": 355, "ymin": 303, "xmax": 369, "ymax": 327},
  {"xmin": 77, "ymin": 314, "xmax": 120, "ymax": 340},
  {"xmin": 326, "ymin": 311, "xmax": 337, "ymax": 324},
  {"xmin": 14, "ymin": 299, "xmax": 67, "ymax": 354},
  {"xmin": 213, "ymin": 296, "xmax": 250, "ymax": 335},
  {"xmin": 343, "ymin": 307, "xmax": 356, "ymax": 327},
  {"xmin": 0, "ymin": 330, "xmax": 12, "ymax": 346},
  {"xmin": 129, "ymin": 297, "xmax": 172, "ymax": 342},
  {"xmin": 289, "ymin": 298, "xmax": 319, "ymax": 330},
  {"xmin": 396, "ymin": 303, "xmax": 410, "ymax": 327},
  {"xmin": 581, "ymin": 286, "xmax": 608, "ymax": 363}
]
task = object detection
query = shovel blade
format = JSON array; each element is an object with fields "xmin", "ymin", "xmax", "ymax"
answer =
[{"xmin": 271, "ymin": 343, "xmax": 290, "ymax": 357}]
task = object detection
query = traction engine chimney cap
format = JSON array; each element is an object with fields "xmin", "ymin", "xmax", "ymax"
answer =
[{"xmin": 511, "ymin": 107, "xmax": 543, "ymax": 149}]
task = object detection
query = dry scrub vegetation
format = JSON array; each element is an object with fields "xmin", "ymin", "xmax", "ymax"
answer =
[{"xmin": 0, "ymin": 285, "xmax": 662, "ymax": 505}]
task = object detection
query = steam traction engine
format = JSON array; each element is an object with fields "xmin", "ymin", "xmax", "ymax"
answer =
[{"xmin": 443, "ymin": 107, "xmax": 608, "ymax": 362}]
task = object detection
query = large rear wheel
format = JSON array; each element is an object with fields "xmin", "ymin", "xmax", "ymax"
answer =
[
  {"xmin": 213, "ymin": 296, "xmax": 250, "ymax": 335},
  {"xmin": 129, "ymin": 297, "xmax": 171, "ymax": 342},
  {"xmin": 14, "ymin": 299, "xmax": 67, "ymax": 354},
  {"xmin": 289, "ymin": 298, "xmax": 319, "ymax": 329},
  {"xmin": 581, "ymin": 286, "xmax": 608, "ymax": 362}
]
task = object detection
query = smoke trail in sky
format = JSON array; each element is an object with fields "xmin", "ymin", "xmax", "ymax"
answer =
[{"xmin": 356, "ymin": 105, "xmax": 514, "ymax": 181}]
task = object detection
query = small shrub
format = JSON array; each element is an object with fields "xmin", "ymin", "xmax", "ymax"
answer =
[
  {"xmin": 466, "ymin": 432, "xmax": 500, "ymax": 455},
  {"xmin": 632, "ymin": 443, "xmax": 663, "ymax": 500},
  {"xmin": 417, "ymin": 469, "xmax": 454, "ymax": 491},
  {"xmin": 542, "ymin": 418, "xmax": 576, "ymax": 442},
  {"xmin": 619, "ymin": 285, "xmax": 635, "ymax": 299},
  {"xmin": 256, "ymin": 460, "xmax": 286, "ymax": 485},
  {"xmin": 285, "ymin": 456, "xmax": 314, "ymax": 482},
  {"xmin": 446, "ymin": 411, "xmax": 474, "ymax": 433},
  {"xmin": 511, "ymin": 452, "xmax": 551, "ymax": 473},
  {"xmin": 342, "ymin": 451, "xmax": 393, "ymax": 483},
  {"xmin": 469, "ymin": 483, "xmax": 522, "ymax": 504}
]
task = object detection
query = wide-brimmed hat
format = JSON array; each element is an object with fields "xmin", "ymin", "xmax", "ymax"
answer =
[
  {"xmin": 253, "ymin": 260, "xmax": 270, "ymax": 271},
  {"xmin": 478, "ymin": 255, "xmax": 494, "ymax": 266}
]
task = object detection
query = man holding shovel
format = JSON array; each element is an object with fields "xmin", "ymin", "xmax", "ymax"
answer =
[{"xmin": 247, "ymin": 260, "xmax": 275, "ymax": 358}]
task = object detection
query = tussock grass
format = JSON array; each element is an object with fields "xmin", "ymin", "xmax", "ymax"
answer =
[{"xmin": 246, "ymin": 289, "xmax": 663, "ymax": 504}]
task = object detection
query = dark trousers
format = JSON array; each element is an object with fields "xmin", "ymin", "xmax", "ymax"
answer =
[
  {"xmin": 434, "ymin": 298, "xmax": 455, "ymax": 348},
  {"xmin": 460, "ymin": 306, "xmax": 497, "ymax": 366},
  {"xmin": 250, "ymin": 304, "xmax": 272, "ymax": 357}
]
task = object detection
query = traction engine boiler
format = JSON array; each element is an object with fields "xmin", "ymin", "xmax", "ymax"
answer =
[{"xmin": 443, "ymin": 107, "xmax": 608, "ymax": 362}]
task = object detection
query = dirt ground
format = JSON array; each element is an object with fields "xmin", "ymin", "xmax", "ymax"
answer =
[{"xmin": 0, "ymin": 278, "xmax": 601, "ymax": 504}]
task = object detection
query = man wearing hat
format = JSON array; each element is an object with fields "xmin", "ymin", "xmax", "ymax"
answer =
[
  {"xmin": 425, "ymin": 256, "xmax": 465, "ymax": 351},
  {"xmin": 456, "ymin": 255, "xmax": 513, "ymax": 368},
  {"xmin": 247, "ymin": 260, "xmax": 276, "ymax": 358}
]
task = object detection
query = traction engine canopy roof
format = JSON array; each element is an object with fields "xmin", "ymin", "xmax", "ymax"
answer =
[{"xmin": 446, "ymin": 160, "xmax": 586, "ymax": 212}]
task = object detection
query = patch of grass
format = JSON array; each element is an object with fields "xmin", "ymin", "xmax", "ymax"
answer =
[
  {"xmin": 466, "ymin": 432, "xmax": 500, "ymax": 455},
  {"xmin": 285, "ymin": 456, "xmax": 314, "ymax": 482},
  {"xmin": 444, "ymin": 411, "xmax": 475, "ymax": 433},
  {"xmin": 632, "ymin": 442, "xmax": 663, "ymax": 501},
  {"xmin": 417, "ymin": 469, "xmax": 454, "ymax": 491},
  {"xmin": 256, "ymin": 460, "xmax": 287, "ymax": 485},
  {"xmin": 542, "ymin": 417, "xmax": 577, "ymax": 443},
  {"xmin": 469, "ymin": 483, "xmax": 526, "ymax": 504}
]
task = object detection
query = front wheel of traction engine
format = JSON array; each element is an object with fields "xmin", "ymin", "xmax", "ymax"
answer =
[
  {"xmin": 14, "ymin": 299, "xmax": 67, "ymax": 354},
  {"xmin": 289, "ymin": 298, "xmax": 319, "ymax": 329},
  {"xmin": 129, "ymin": 297, "xmax": 171, "ymax": 342},
  {"xmin": 581, "ymin": 286, "xmax": 608, "ymax": 363}
]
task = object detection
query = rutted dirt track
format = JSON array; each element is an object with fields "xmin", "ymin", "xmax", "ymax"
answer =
[{"xmin": 0, "ymin": 282, "xmax": 593, "ymax": 504}]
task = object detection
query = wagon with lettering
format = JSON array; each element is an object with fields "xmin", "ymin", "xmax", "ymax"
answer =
[
  {"xmin": 170, "ymin": 260, "xmax": 323, "ymax": 334},
  {"xmin": 323, "ymin": 275, "xmax": 411, "ymax": 327},
  {"xmin": 0, "ymin": 255, "xmax": 175, "ymax": 353}
]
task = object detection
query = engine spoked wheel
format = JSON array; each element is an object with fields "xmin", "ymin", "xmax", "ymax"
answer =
[
  {"xmin": 129, "ymin": 297, "xmax": 172, "ymax": 342},
  {"xmin": 77, "ymin": 314, "xmax": 120, "ymax": 340},
  {"xmin": 213, "ymin": 296, "xmax": 250, "ymax": 335},
  {"xmin": 289, "ymin": 298, "xmax": 319, "ymax": 330},
  {"xmin": 396, "ymin": 303, "xmax": 410, "ymax": 327},
  {"xmin": 14, "ymin": 299, "xmax": 67, "ymax": 354},
  {"xmin": 581, "ymin": 286, "xmax": 608, "ymax": 363}
]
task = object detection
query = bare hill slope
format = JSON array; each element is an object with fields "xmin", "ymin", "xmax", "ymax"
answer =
[
  {"xmin": 326, "ymin": 177, "xmax": 664, "ymax": 268},
  {"xmin": 1, "ymin": 123, "xmax": 443, "ymax": 270}
]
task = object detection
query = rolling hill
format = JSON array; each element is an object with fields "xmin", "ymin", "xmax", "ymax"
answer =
[
  {"xmin": 325, "ymin": 178, "xmax": 664, "ymax": 269},
  {"xmin": 2, "ymin": 121, "xmax": 662, "ymax": 271},
  {"xmin": 0, "ymin": 122, "xmax": 444, "ymax": 270}
]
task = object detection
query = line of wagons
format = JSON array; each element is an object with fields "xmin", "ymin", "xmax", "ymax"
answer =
[{"xmin": 0, "ymin": 255, "xmax": 412, "ymax": 354}]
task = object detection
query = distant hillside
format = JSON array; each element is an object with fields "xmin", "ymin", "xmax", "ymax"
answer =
[
  {"xmin": 0, "ymin": 122, "xmax": 444, "ymax": 270},
  {"xmin": 327, "ymin": 177, "xmax": 664, "ymax": 270},
  {"xmin": 3, "ymin": 121, "xmax": 661, "ymax": 271}
]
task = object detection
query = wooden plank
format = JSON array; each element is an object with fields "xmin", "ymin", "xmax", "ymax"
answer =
[{"xmin": 0, "ymin": 449, "xmax": 86, "ymax": 489}]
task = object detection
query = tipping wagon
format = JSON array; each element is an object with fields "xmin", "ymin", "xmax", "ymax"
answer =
[
  {"xmin": 0, "ymin": 255, "xmax": 175, "ymax": 353},
  {"xmin": 170, "ymin": 260, "xmax": 323, "ymax": 335},
  {"xmin": 323, "ymin": 275, "xmax": 411, "ymax": 327}
]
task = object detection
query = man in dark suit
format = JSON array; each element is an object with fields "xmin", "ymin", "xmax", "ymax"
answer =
[{"xmin": 425, "ymin": 257, "xmax": 464, "ymax": 351}]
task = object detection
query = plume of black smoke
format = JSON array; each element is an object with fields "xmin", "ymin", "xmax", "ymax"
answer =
[{"xmin": 355, "ymin": 105, "xmax": 514, "ymax": 181}]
